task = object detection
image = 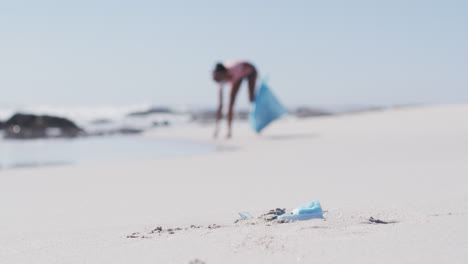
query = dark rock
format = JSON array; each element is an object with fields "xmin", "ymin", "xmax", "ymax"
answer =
[
  {"xmin": 264, "ymin": 214, "xmax": 279, "ymax": 221},
  {"xmin": 259, "ymin": 208, "xmax": 286, "ymax": 221},
  {"xmin": 86, "ymin": 127, "xmax": 144, "ymax": 137},
  {"xmin": 149, "ymin": 226, "xmax": 184, "ymax": 235},
  {"xmin": 367, "ymin": 217, "xmax": 398, "ymax": 224},
  {"xmin": 4, "ymin": 113, "xmax": 84, "ymax": 139},
  {"xmin": 127, "ymin": 107, "xmax": 172, "ymax": 117},
  {"xmin": 188, "ymin": 259, "xmax": 206, "ymax": 264},
  {"xmin": 190, "ymin": 110, "xmax": 217, "ymax": 123},
  {"xmin": 235, "ymin": 110, "xmax": 249, "ymax": 120},
  {"xmin": 0, "ymin": 120, "xmax": 4, "ymax": 130},
  {"xmin": 293, "ymin": 107, "xmax": 331, "ymax": 118},
  {"xmin": 10, "ymin": 161, "xmax": 72, "ymax": 169},
  {"xmin": 150, "ymin": 227, "xmax": 163, "ymax": 234},
  {"xmin": 190, "ymin": 110, "xmax": 249, "ymax": 124},
  {"xmin": 89, "ymin": 118, "xmax": 113, "ymax": 125},
  {"xmin": 114, "ymin": 128, "xmax": 143, "ymax": 135},
  {"xmin": 126, "ymin": 232, "xmax": 140, "ymax": 238},
  {"xmin": 152, "ymin": 120, "xmax": 170, "ymax": 127}
]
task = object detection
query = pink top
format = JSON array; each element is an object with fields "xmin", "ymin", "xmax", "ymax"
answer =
[{"xmin": 222, "ymin": 60, "xmax": 255, "ymax": 84}]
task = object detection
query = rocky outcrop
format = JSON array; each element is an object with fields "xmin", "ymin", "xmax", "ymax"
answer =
[
  {"xmin": 189, "ymin": 107, "xmax": 332, "ymax": 123},
  {"xmin": 189, "ymin": 110, "xmax": 217, "ymax": 124},
  {"xmin": 190, "ymin": 110, "xmax": 249, "ymax": 124},
  {"xmin": 87, "ymin": 127, "xmax": 144, "ymax": 137},
  {"xmin": 127, "ymin": 107, "xmax": 173, "ymax": 117},
  {"xmin": 4, "ymin": 113, "xmax": 84, "ymax": 139},
  {"xmin": 152, "ymin": 120, "xmax": 170, "ymax": 127},
  {"xmin": 293, "ymin": 107, "xmax": 331, "ymax": 118}
]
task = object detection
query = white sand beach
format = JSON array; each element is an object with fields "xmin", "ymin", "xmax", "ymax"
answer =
[{"xmin": 1, "ymin": 104, "xmax": 467, "ymax": 263}]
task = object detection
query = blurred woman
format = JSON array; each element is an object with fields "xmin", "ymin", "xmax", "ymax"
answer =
[{"xmin": 212, "ymin": 60, "xmax": 257, "ymax": 138}]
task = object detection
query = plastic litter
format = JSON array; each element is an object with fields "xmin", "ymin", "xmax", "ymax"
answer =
[
  {"xmin": 238, "ymin": 211, "xmax": 253, "ymax": 219},
  {"xmin": 249, "ymin": 79, "xmax": 288, "ymax": 133},
  {"xmin": 277, "ymin": 200, "xmax": 324, "ymax": 221},
  {"xmin": 292, "ymin": 200, "xmax": 323, "ymax": 215},
  {"xmin": 237, "ymin": 201, "xmax": 342, "ymax": 222},
  {"xmin": 276, "ymin": 212, "xmax": 324, "ymax": 221}
]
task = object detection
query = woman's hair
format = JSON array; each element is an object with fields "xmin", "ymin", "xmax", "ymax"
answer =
[{"xmin": 213, "ymin": 63, "xmax": 227, "ymax": 74}]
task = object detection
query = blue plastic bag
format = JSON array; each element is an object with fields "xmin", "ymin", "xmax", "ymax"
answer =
[{"xmin": 249, "ymin": 79, "xmax": 288, "ymax": 133}]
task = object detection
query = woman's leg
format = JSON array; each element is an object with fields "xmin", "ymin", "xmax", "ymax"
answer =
[
  {"xmin": 247, "ymin": 70, "xmax": 257, "ymax": 103},
  {"xmin": 227, "ymin": 80, "xmax": 242, "ymax": 138}
]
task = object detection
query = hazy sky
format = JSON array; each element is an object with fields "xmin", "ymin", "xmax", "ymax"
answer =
[{"xmin": 1, "ymin": 0, "xmax": 467, "ymax": 108}]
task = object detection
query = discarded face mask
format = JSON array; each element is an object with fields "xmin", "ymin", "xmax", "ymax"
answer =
[
  {"xmin": 238, "ymin": 211, "xmax": 253, "ymax": 219},
  {"xmin": 237, "ymin": 201, "xmax": 341, "ymax": 222},
  {"xmin": 277, "ymin": 200, "xmax": 323, "ymax": 221}
]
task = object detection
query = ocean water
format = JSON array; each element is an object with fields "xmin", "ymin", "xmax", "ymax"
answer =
[
  {"xmin": 0, "ymin": 104, "xmax": 193, "ymax": 135},
  {"xmin": 0, "ymin": 103, "xmax": 376, "ymax": 170},
  {"xmin": 0, "ymin": 135, "xmax": 216, "ymax": 170}
]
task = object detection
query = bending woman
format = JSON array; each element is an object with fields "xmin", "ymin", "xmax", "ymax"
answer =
[{"xmin": 212, "ymin": 60, "xmax": 257, "ymax": 138}]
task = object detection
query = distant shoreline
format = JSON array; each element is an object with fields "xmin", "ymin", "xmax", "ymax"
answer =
[{"xmin": 0, "ymin": 103, "xmax": 421, "ymax": 141}]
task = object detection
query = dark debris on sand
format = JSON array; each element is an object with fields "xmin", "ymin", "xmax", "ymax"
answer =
[
  {"xmin": 367, "ymin": 217, "xmax": 398, "ymax": 224},
  {"xmin": 126, "ymin": 232, "xmax": 140, "ymax": 238},
  {"xmin": 188, "ymin": 259, "xmax": 206, "ymax": 264},
  {"xmin": 234, "ymin": 208, "xmax": 287, "ymax": 223},
  {"xmin": 127, "ymin": 224, "xmax": 223, "ymax": 239},
  {"xmin": 149, "ymin": 226, "xmax": 163, "ymax": 234},
  {"xmin": 128, "ymin": 208, "xmax": 293, "ymax": 239},
  {"xmin": 130, "ymin": 226, "xmax": 185, "ymax": 238},
  {"xmin": 260, "ymin": 208, "xmax": 286, "ymax": 221}
]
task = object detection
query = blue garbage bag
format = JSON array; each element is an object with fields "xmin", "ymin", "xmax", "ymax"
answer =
[
  {"xmin": 277, "ymin": 200, "xmax": 324, "ymax": 221},
  {"xmin": 249, "ymin": 79, "xmax": 288, "ymax": 133}
]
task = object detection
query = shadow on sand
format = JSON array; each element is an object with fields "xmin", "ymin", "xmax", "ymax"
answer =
[{"xmin": 263, "ymin": 133, "xmax": 318, "ymax": 141}]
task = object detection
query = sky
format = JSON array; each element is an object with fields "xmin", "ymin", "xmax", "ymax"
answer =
[{"xmin": 0, "ymin": 0, "xmax": 467, "ymax": 109}]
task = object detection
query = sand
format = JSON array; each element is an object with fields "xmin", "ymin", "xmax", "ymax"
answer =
[{"xmin": 1, "ymin": 104, "xmax": 467, "ymax": 263}]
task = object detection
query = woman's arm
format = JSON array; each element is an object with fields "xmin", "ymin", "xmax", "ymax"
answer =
[{"xmin": 213, "ymin": 84, "xmax": 223, "ymax": 138}]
